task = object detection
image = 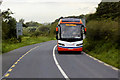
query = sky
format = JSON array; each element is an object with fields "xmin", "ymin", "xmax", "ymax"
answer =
[{"xmin": 1, "ymin": 0, "xmax": 101, "ymax": 23}]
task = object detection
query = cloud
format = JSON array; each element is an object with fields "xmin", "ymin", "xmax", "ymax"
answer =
[{"xmin": 1, "ymin": 1, "xmax": 100, "ymax": 23}]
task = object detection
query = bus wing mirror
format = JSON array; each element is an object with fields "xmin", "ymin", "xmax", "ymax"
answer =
[
  {"xmin": 56, "ymin": 31, "xmax": 58, "ymax": 40},
  {"xmin": 56, "ymin": 35, "xmax": 58, "ymax": 40},
  {"xmin": 56, "ymin": 27, "xmax": 58, "ymax": 40},
  {"xmin": 84, "ymin": 28, "xmax": 86, "ymax": 35}
]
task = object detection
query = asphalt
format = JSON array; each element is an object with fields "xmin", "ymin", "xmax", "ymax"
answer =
[{"xmin": 2, "ymin": 40, "xmax": 119, "ymax": 80}]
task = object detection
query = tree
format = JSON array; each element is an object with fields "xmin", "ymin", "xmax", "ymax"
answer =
[
  {"xmin": 2, "ymin": 8, "xmax": 13, "ymax": 22},
  {"xmin": 19, "ymin": 18, "xmax": 24, "ymax": 23},
  {"xmin": 25, "ymin": 21, "xmax": 41, "ymax": 27},
  {"xmin": 19, "ymin": 18, "xmax": 27, "ymax": 27},
  {"xmin": 95, "ymin": 2, "xmax": 120, "ymax": 19},
  {"xmin": 7, "ymin": 18, "xmax": 17, "ymax": 38},
  {"xmin": 2, "ymin": 9, "xmax": 17, "ymax": 39}
]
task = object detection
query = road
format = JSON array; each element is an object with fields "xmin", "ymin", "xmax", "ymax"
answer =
[{"xmin": 2, "ymin": 40, "xmax": 119, "ymax": 80}]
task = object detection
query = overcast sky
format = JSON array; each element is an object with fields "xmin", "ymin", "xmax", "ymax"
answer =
[{"xmin": 1, "ymin": 0, "xmax": 101, "ymax": 23}]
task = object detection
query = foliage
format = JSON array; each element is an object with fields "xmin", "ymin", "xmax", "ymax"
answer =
[
  {"xmin": 25, "ymin": 21, "xmax": 42, "ymax": 27},
  {"xmin": 2, "ymin": 2, "xmax": 119, "ymax": 68},
  {"xmin": 2, "ymin": 36, "xmax": 55, "ymax": 53},
  {"xmin": 96, "ymin": 2, "xmax": 120, "ymax": 19},
  {"xmin": 38, "ymin": 25, "xmax": 49, "ymax": 32},
  {"xmin": 49, "ymin": 22, "xmax": 58, "ymax": 37},
  {"xmin": 84, "ymin": 41, "xmax": 119, "ymax": 68},
  {"xmin": 86, "ymin": 20, "xmax": 118, "ymax": 42},
  {"xmin": 2, "ymin": 9, "xmax": 17, "ymax": 39},
  {"xmin": 2, "ymin": 8, "xmax": 13, "ymax": 22},
  {"xmin": 23, "ymin": 25, "xmax": 50, "ymax": 37},
  {"xmin": 82, "ymin": 2, "xmax": 120, "ymax": 68},
  {"xmin": 83, "ymin": 19, "xmax": 119, "ymax": 68},
  {"xmin": 19, "ymin": 18, "xmax": 27, "ymax": 27},
  {"xmin": 19, "ymin": 18, "xmax": 24, "ymax": 23},
  {"xmin": 86, "ymin": 2, "xmax": 120, "ymax": 21}
]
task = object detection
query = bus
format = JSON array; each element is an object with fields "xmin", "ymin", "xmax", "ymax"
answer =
[{"xmin": 56, "ymin": 18, "xmax": 86, "ymax": 53}]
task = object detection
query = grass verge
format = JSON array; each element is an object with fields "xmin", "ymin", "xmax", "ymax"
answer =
[
  {"xmin": 83, "ymin": 40, "xmax": 119, "ymax": 69},
  {"xmin": 2, "ymin": 36, "xmax": 56, "ymax": 53}
]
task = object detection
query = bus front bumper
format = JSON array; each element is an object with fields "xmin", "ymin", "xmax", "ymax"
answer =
[{"xmin": 58, "ymin": 46, "xmax": 83, "ymax": 51}]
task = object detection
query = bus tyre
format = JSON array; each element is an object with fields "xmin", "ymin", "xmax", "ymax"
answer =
[
  {"xmin": 58, "ymin": 51, "xmax": 60, "ymax": 54},
  {"xmin": 79, "ymin": 51, "xmax": 82, "ymax": 54}
]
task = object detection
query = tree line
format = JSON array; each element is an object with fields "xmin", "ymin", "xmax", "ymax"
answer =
[
  {"xmin": 1, "ymin": 2, "xmax": 120, "ymax": 45},
  {"xmin": 2, "ymin": 9, "xmax": 51, "ymax": 42}
]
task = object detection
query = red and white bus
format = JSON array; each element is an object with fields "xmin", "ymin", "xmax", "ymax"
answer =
[{"xmin": 56, "ymin": 18, "xmax": 86, "ymax": 53}]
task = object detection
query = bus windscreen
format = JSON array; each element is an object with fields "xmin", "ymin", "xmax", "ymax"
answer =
[{"xmin": 61, "ymin": 24, "xmax": 81, "ymax": 39}]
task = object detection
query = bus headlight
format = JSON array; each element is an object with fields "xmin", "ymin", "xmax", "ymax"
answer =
[
  {"xmin": 58, "ymin": 43, "xmax": 65, "ymax": 46},
  {"xmin": 76, "ymin": 43, "xmax": 83, "ymax": 46}
]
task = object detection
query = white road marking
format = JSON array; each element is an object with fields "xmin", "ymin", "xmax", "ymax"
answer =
[
  {"xmin": 83, "ymin": 52, "xmax": 119, "ymax": 71},
  {"xmin": 53, "ymin": 45, "xmax": 70, "ymax": 80}
]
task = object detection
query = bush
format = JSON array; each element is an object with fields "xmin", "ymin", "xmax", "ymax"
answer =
[
  {"xmin": 38, "ymin": 25, "xmax": 49, "ymax": 32},
  {"xmin": 86, "ymin": 20, "xmax": 118, "ymax": 42},
  {"xmin": 30, "ymin": 31, "xmax": 42, "ymax": 37},
  {"xmin": 83, "ymin": 20, "xmax": 119, "ymax": 68},
  {"xmin": 49, "ymin": 22, "xmax": 58, "ymax": 37},
  {"xmin": 9, "ymin": 37, "xmax": 18, "ymax": 43},
  {"xmin": 84, "ymin": 41, "xmax": 119, "ymax": 68},
  {"xmin": 17, "ymin": 35, "xmax": 22, "ymax": 42}
]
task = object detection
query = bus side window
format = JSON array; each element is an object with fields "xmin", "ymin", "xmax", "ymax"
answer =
[
  {"xmin": 81, "ymin": 25, "xmax": 84, "ymax": 34},
  {"xmin": 58, "ymin": 26, "xmax": 60, "ymax": 39}
]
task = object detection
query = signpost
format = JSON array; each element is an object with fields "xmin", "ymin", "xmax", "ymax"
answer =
[{"xmin": 16, "ymin": 22, "xmax": 23, "ymax": 39}]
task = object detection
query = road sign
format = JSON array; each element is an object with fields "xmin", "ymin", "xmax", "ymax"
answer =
[{"xmin": 16, "ymin": 22, "xmax": 23, "ymax": 38}]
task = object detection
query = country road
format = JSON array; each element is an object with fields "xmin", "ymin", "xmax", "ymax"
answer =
[{"xmin": 2, "ymin": 40, "xmax": 119, "ymax": 80}]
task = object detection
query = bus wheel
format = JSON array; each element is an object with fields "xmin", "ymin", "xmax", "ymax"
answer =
[
  {"xmin": 58, "ymin": 51, "xmax": 60, "ymax": 54},
  {"xmin": 79, "ymin": 51, "xmax": 82, "ymax": 54}
]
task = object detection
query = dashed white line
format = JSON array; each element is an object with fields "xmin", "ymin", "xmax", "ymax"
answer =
[{"xmin": 53, "ymin": 45, "xmax": 70, "ymax": 80}]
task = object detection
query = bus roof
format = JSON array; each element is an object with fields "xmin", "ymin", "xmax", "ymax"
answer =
[{"xmin": 59, "ymin": 18, "xmax": 83, "ymax": 24}]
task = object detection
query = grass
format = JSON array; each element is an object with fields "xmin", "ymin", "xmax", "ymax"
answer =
[
  {"xmin": 83, "ymin": 40, "xmax": 119, "ymax": 69},
  {"xmin": 2, "ymin": 36, "xmax": 56, "ymax": 53},
  {"xmin": 83, "ymin": 20, "xmax": 119, "ymax": 69}
]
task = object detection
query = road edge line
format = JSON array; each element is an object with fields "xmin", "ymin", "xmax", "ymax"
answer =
[
  {"xmin": 1, "ymin": 46, "xmax": 39, "ymax": 79},
  {"xmin": 53, "ymin": 45, "xmax": 70, "ymax": 80},
  {"xmin": 83, "ymin": 52, "xmax": 119, "ymax": 71}
]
